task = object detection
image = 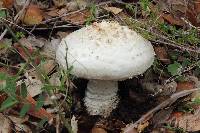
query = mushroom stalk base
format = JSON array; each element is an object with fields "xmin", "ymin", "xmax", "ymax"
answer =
[{"xmin": 84, "ymin": 80, "xmax": 119, "ymax": 117}]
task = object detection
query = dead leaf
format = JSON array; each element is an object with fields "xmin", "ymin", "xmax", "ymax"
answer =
[
  {"xmin": 0, "ymin": 113, "xmax": 13, "ymax": 133},
  {"xmin": 46, "ymin": 7, "xmax": 59, "ymax": 17},
  {"xmin": 27, "ymin": 36, "xmax": 47, "ymax": 48},
  {"xmin": 91, "ymin": 127, "xmax": 107, "ymax": 133},
  {"xmin": 137, "ymin": 121, "xmax": 149, "ymax": 133},
  {"xmin": 8, "ymin": 115, "xmax": 32, "ymax": 133},
  {"xmin": 123, "ymin": 124, "xmax": 138, "ymax": 133},
  {"xmin": 40, "ymin": 60, "xmax": 57, "ymax": 75},
  {"xmin": 152, "ymin": 108, "xmax": 174, "ymax": 127},
  {"xmin": 53, "ymin": 0, "xmax": 66, "ymax": 7},
  {"xmin": 2, "ymin": 0, "xmax": 14, "ymax": 8},
  {"xmin": 103, "ymin": 6, "xmax": 123, "ymax": 14},
  {"xmin": 56, "ymin": 31, "xmax": 71, "ymax": 39},
  {"xmin": 155, "ymin": 0, "xmax": 200, "ymax": 26},
  {"xmin": 0, "ymin": 39, "xmax": 12, "ymax": 55},
  {"xmin": 176, "ymin": 81, "xmax": 195, "ymax": 91},
  {"xmin": 176, "ymin": 76, "xmax": 199, "ymax": 92},
  {"xmin": 141, "ymin": 81, "xmax": 177, "ymax": 96},
  {"xmin": 61, "ymin": 9, "xmax": 91, "ymax": 25},
  {"xmin": 22, "ymin": 4, "xmax": 43, "ymax": 25},
  {"xmin": 154, "ymin": 46, "xmax": 171, "ymax": 64},
  {"xmin": 49, "ymin": 72, "xmax": 61, "ymax": 86},
  {"xmin": 167, "ymin": 108, "xmax": 200, "ymax": 132},
  {"xmin": 26, "ymin": 94, "xmax": 53, "ymax": 121},
  {"xmin": 71, "ymin": 115, "xmax": 78, "ymax": 133},
  {"xmin": 66, "ymin": 1, "xmax": 80, "ymax": 11},
  {"xmin": 41, "ymin": 38, "xmax": 61, "ymax": 58}
]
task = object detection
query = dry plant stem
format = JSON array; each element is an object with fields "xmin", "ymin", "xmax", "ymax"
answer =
[
  {"xmin": 0, "ymin": 0, "xmax": 31, "ymax": 40},
  {"xmin": 0, "ymin": 17, "xmax": 34, "ymax": 37},
  {"xmin": 122, "ymin": 18, "xmax": 200, "ymax": 54},
  {"xmin": 123, "ymin": 88, "xmax": 200, "ymax": 133}
]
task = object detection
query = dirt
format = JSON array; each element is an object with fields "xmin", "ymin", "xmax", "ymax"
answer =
[{"xmin": 72, "ymin": 78, "xmax": 158, "ymax": 133}]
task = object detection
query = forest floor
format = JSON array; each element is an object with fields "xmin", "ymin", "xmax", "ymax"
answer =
[{"xmin": 0, "ymin": 0, "xmax": 200, "ymax": 133}]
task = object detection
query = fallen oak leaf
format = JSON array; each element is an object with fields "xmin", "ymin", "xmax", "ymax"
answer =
[
  {"xmin": 61, "ymin": 9, "xmax": 91, "ymax": 25},
  {"xmin": 0, "ymin": 113, "xmax": 13, "ymax": 133},
  {"xmin": 14, "ymin": 43, "xmax": 41, "ymax": 65},
  {"xmin": 154, "ymin": 46, "xmax": 171, "ymax": 64},
  {"xmin": 103, "ymin": 6, "xmax": 123, "ymax": 14},
  {"xmin": 176, "ymin": 81, "xmax": 195, "ymax": 91},
  {"xmin": 2, "ymin": 0, "xmax": 14, "ymax": 9},
  {"xmin": 22, "ymin": 4, "xmax": 43, "ymax": 25},
  {"xmin": 25, "ymin": 94, "xmax": 53, "ymax": 121}
]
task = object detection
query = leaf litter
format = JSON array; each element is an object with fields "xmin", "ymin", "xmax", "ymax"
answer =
[{"xmin": 0, "ymin": 0, "xmax": 200, "ymax": 133}]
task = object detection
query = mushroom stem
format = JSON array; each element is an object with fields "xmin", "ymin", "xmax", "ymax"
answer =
[{"xmin": 84, "ymin": 80, "xmax": 119, "ymax": 117}]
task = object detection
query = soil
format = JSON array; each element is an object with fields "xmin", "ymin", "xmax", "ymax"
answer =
[{"xmin": 72, "ymin": 78, "xmax": 158, "ymax": 133}]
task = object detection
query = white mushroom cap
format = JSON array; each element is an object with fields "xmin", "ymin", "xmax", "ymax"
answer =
[{"xmin": 56, "ymin": 21, "xmax": 155, "ymax": 80}]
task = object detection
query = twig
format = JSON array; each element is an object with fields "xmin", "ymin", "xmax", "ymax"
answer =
[
  {"xmin": 120, "ymin": 17, "xmax": 200, "ymax": 54},
  {"xmin": 0, "ymin": 17, "xmax": 34, "ymax": 36},
  {"xmin": 153, "ymin": 40, "xmax": 200, "ymax": 54},
  {"xmin": 0, "ymin": 0, "xmax": 31, "ymax": 41},
  {"xmin": 123, "ymin": 88, "xmax": 200, "ymax": 133},
  {"xmin": 164, "ymin": 60, "xmax": 200, "ymax": 84}
]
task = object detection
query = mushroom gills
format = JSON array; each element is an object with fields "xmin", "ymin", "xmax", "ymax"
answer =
[{"xmin": 84, "ymin": 80, "xmax": 119, "ymax": 117}]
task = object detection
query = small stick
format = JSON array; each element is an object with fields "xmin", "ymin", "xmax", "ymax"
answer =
[
  {"xmin": 0, "ymin": 0, "xmax": 31, "ymax": 41},
  {"xmin": 123, "ymin": 88, "xmax": 200, "ymax": 133}
]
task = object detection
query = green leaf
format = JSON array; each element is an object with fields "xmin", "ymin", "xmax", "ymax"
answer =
[
  {"xmin": 0, "ymin": 10, "xmax": 6, "ymax": 18},
  {"xmin": 20, "ymin": 82, "xmax": 27, "ymax": 98},
  {"xmin": 191, "ymin": 97, "xmax": 200, "ymax": 105},
  {"xmin": 0, "ymin": 97, "xmax": 18, "ymax": 111},
  {"xmin": 182, "ymin": 58, "xmax": 191, "ymax": 68},
  {"xmin": 167, "ymin": 62, "xmax": 182, "ymax": 76},
  {"xmin": 0, "ymin": 73, "xmax": 7, "ymax": 80},
  {"xmin": 35, "ymin": 94, "xmax": 45, "ymax": 111},
  {"xmin": 38, "ymin": 117, "xmax": 48, "ymax": 128},
  {"xmin": 20, "ymin": 104, "xmax": 31, "ymax": 117}
]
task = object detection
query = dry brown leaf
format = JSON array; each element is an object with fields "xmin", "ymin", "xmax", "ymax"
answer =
[
  {"xmin": 66, "ymin": 1, "xmax": 80, "ymax": 11},
  {"xmin": 41, "ymin": 38, "xmax": 61, "ymax": 58},
  {"xmin": 176, "ymin": 76, "xmax": 199, "ymax": 92},
  {"xmin": 46, "ymin": 7, "xmax": 59, "ymax": 17},
  {"xmin": 26, "ymin": 94, "xmax": 53, "ymax": 121},
  {"xmin": 154, "ymin": 46, "xmax": 170, "ymax": 64},
  {"xmin": 22, "ymin": 4, "xmax": 43, "ymax": 25},
  {"xmin": 91, "ymin": 127, "xmax": 108, "ymax": 133},
  {"xmin": 2, "ymin": 0, "xmax": 14, "ymax": 8},
  {"xmin": 40, "ymin": 60, "xmax": 57, "ymax": 75},
  {"xmin": 103, "ymin": 6, "xmax": 123, "ymax": 14},
  {"xmin": 167, "ymin": 108, "xmax": 200, "ymax": 132},
  {"xmin": 8, "ymin": 115, "xmax": 32, "ymax": 133},
  {"xmin": 53, "ymin": 0, "xmax": 66, "ymax": 7},
  {"xmin": 27, "ymin": 36, "xmax": 47, "ymax": 48},
  {"xmin": 56, "ymin": 31, "xmax": 71, "ymax": 38},
  {"xmin": 155, "ymin": 0, "xmax": 200, "ymax": 26},
  {"xmin": 19, "ymin": 75, "xmax": 43, "ymax": 97},
  {"xmin": 141, "ymin": 81, "xmax": 177, "ymax": 96},
  {"xmin": 137, "ymin": 121, "xmax": 149, "ymax": 133},
  {"xmin": 176, "ymin": 81, "xmax": 195, "ymax": 91},
  {"xmin": 61, "ymin": 9, "xmax": 91, "ymax": 25},
  {"xmin": 0, "ymin": 113, "xmax": 13, "ymax": 133}
]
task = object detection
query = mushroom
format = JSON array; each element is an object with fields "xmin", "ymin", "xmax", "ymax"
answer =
[{"xmin": 56, "ymin": 21, "xmax": 155, "ymax": 117}]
